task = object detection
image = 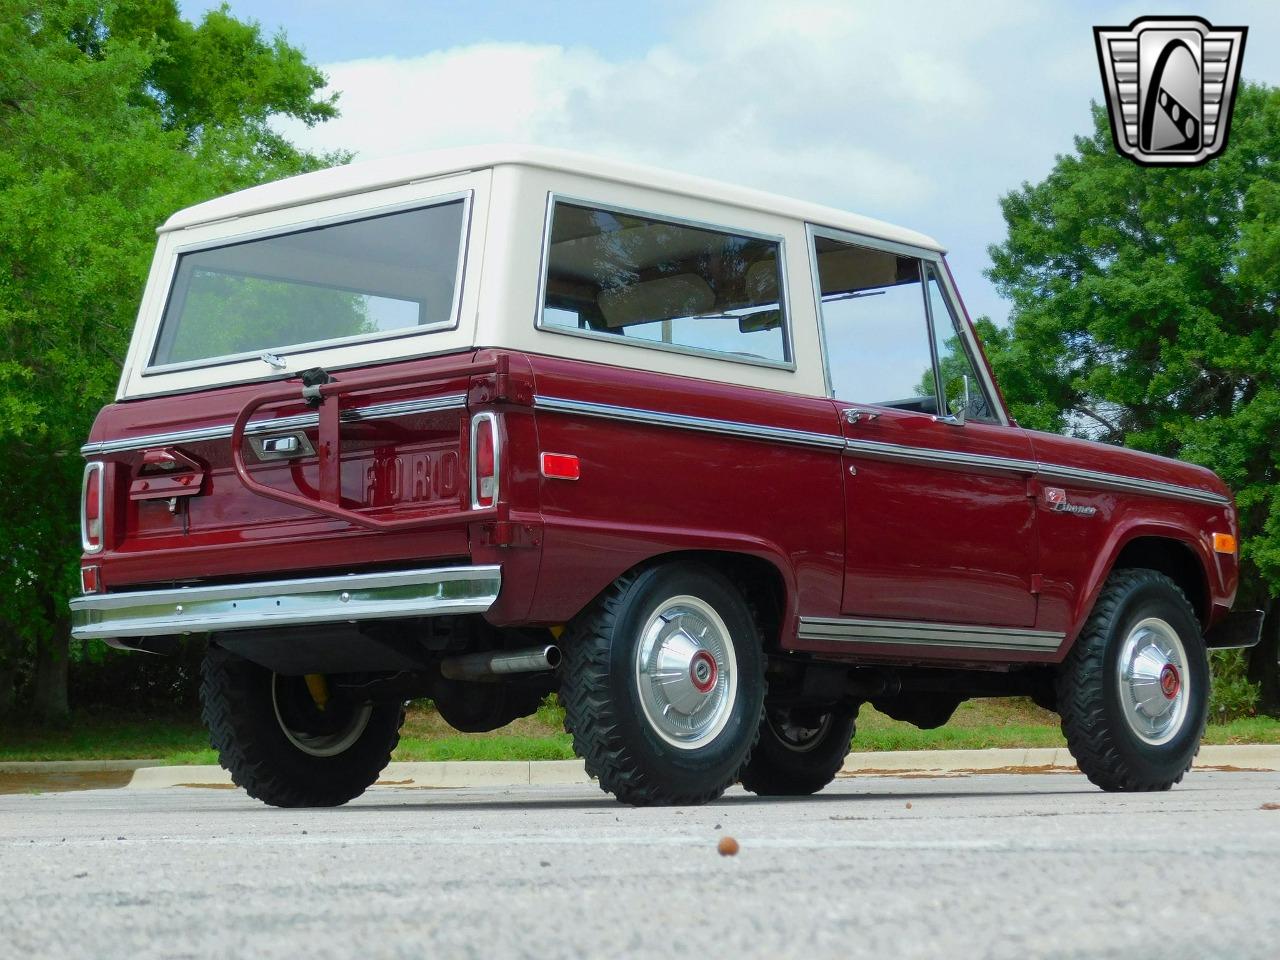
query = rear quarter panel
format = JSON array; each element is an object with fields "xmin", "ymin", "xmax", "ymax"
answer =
[{"xmin": 523, "ymin": 354, "xmax": 845, "ymax": 635}]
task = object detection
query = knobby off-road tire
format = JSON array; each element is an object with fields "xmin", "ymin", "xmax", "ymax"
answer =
[
  {"xmin": 559, "ymin": 563, "xmax": 766, "ymax": 806},
  {"xmin": 200, "ymin": 645, "xmax": 404, "ymax": 807},
  {"xmin": 740, "ymin": 707, "xmax": 856, "ymax": 797},
  {"xmin": 1056, "ymin": 569, "xmax": 1208, "ymax": 792}
]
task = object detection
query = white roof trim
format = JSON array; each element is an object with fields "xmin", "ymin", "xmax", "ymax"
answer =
[{"xmin": 159, "ymin": 144, "xmax": 945, "ymax": 253}]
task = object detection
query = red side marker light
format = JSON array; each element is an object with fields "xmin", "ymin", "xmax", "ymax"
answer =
[
  {"xmin": 540, "ymin": 452, "xmax": 580, "ymax": 481},
  {"xmin": 81, "ymin": 565, "xmax": 100, "ymax": 595}
]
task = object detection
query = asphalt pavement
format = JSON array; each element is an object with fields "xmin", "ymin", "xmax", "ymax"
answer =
[{"xmin": 3, "ymin": 770, "xmax": 1279, "ymax": 960}]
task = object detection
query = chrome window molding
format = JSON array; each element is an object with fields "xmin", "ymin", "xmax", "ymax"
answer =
[
  {"xmin": 143, "ymin": 191, "xmax": 474, "ymax": 377},
  {"xmin": 80, "ymin": 461, "xmax": 105, "ymax": 554},
  {"xmin": 533, "ymin": 192, "xmax": 798, "ymax": 372},
  {"xmin": 80, "ymin": 393, "xmax": 468, "ymax": 456},
  {"xmin": 535, "ymin": 395, "xmax": 845, "ymax": 451},
  {"xmin": 805, "ymin": 223, "xmax": 1010, "ymax": 427},
  {"xmin": 797, "ymin": 616, "xmax": 1065, "ymax": 652}
]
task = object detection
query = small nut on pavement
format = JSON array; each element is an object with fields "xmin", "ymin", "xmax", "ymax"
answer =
[
  {"xmin": 905, "ymin": 802, "xmax": 913, "ymax": 810},
  {"xmin": 717, "ymin": 835, "xmax": 740, "ymax": 857}
]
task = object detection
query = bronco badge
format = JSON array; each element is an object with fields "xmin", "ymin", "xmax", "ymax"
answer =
[
  {"xmin": 1045, "ymin": 487, "xmax": 1098, "ymax": 518},
  {"xmin": 1094, "ymin": 16, "xmax": 1247, "ymax": 167}
]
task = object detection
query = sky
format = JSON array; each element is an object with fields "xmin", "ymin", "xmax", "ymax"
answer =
[{"xmin": 185, "ymin": 0, "xmax": 1280, "ymax": 325}]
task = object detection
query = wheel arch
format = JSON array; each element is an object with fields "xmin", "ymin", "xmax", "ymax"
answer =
[{"xmin": 1069, "ymin": 525, "xmax": 1212, "ymax": 649}]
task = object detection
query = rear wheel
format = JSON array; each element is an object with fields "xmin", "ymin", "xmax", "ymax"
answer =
[
  {"xmin": 1057, "ymin": 569, "xmax": 1208, "ymax": 792},
  {"xmin": 740, "ymin": 706, "xmax": 855, "ymax": 796},
  {"xmin": 559, "ymin": 562, "xmax": 766, "ymax": 806},
  {"xmin": 200, "ymin": 645, "xmax": 403, "ymax": 807}
]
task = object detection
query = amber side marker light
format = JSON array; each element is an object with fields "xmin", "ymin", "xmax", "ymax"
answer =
[
  {"xmin": 1212, "ymin": 533, "xmax": 1238, "ymax": 555},
  {"xmin": 540, "ymin": 452, "xmax": 580, "ymax": 481}
]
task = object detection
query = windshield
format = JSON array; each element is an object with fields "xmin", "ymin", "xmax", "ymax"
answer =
[{"xmin": 150, "ymin": 199, "xmax": 467, "ymax": 369}]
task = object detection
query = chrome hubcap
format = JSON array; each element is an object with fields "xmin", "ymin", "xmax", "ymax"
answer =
[
  {"xmin": 768, "ymin": 709, "xmax": 834, "ymax": 753},
  {"xmin": 1116, "ymin": 617, "xmax": 1190, "ymax": 746},
  {"xmin": 271, "ymin": 674, "xmax": 372, "ymax": 758},
  {"xmin": 634, "ymin": 595, "xmax": 738, "ymax": 749}
]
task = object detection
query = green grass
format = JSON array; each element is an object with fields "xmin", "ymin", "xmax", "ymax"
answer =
[{"xmin": 2, "ymin": 698, "xmax": 1278, "ymax": 764}]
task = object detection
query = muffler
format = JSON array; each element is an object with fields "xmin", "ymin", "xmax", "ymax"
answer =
[{"xmin": 440, "ymin": 644, "xmax": 562, "ymax": 681}]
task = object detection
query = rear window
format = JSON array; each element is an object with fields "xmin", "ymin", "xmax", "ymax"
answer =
[
  {"xmin": 150, "ymin": 199, "xmax": 467, "ymax": 370},
  {"xmin": 539, "ymin": 200, "xmax": 790, "ymax": 366}
]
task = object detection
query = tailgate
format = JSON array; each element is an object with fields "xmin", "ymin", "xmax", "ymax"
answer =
[{"xmin": 82, "ymin": 351, "xmax": 498, "ymax": 588}]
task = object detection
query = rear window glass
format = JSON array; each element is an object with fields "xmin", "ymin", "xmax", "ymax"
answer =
[
  {"xmin": 150, "ymin": 199, "xmax": 467, "ymax": 369},
  {"xmin": 539, "ymin": 201, "xmax": 790, "ymax": 365}
]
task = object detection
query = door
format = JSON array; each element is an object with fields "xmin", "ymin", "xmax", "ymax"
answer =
[{"xmin": 811, "ymin": 231, "xmax": 1038, "ymax": 628}]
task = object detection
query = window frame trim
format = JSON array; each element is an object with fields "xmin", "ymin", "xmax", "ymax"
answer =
[
  {"xmin": 805, "ymin": 222, "xmax": 1009, "ymax": 427},
  {"xmin": 534, "ymin": 192, "xmax": 798, "ymax": 372},
  {"xmin": 922, "ymin": 261, "xmax": 999, "ymax": 424},
  {"xmin": 142, "ymin": 190, "xmax": 474, "ymax": 377}
]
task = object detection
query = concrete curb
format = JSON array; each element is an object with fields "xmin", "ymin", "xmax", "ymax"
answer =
[{"xmin": 5, "ymin": 745, "xmax": 1278, "ymax": 792}]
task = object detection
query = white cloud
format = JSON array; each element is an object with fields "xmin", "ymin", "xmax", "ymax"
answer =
[{"xmin": 274, "ymin": 0, "xmax": 1280, "ymax": 323}]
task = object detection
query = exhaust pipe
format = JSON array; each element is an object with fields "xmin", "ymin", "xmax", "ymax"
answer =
[{"xmin": 440, "ymin": 644, "xmax": 562, "ymax": 681}]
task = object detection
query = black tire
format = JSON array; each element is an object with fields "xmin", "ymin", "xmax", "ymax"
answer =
[
  {"xmin": 559, "ymin": 562, "xmax": 766, "ymax": 806},
  {"xmin": 1056, "ymin": 569, "xmax": 1208, "ymax": 792},
  {"xmin": 200, "ymin": 645, "xmax": 404, "ymax": 807},
  {"xmin": 740, "ymin": 707, "xmax": 856, "ymax": 796}
]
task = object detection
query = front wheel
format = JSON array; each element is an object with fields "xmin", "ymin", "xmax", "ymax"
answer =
[
  {"xmin": 559, "ymin": 563, "xmax": 766, "ymax": 806},
  {"xmin": 1056, "ymin": 569, "xmax": 1208, "ymax": 792},
  {"xmin": 200, "ymin": 645, "xmax": 404, "ymax": 807},
  {"xmin": 740, "ymin": 707, "xmax": 856, "ymax": 796}
]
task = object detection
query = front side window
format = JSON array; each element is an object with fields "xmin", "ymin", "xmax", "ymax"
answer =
[
  {"xmin": 813, "ymin": 236, "xmax": 938, "ymax": 412},
  {"xmin": 539, "ymin": 201, "xmax": 789, "ymax": 365},
  {"xmin": 925, "ymin": 264, "xmax": 997, "ymax": 422},
  {"xmin": 151, "ymin": 199, "xmax": 467, "ymax": 369}
]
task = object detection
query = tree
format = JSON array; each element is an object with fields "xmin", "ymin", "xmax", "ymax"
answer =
[
  {"xmin": 0, "ymin": 0, "xmax": 341, "ymax": 718},
  {"xmin": 983, "ymin": 83, "xmax": 1280, "ymax": 711}
]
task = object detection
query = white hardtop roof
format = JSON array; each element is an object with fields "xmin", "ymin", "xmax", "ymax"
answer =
[{"xmin": 160, "ymin": 144, "xmax": 944, "ymax": 252}]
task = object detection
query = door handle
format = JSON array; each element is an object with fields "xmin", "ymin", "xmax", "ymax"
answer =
[{"xmin": 843, "ymin": 407, "xmax": 880, "ymax": 425}]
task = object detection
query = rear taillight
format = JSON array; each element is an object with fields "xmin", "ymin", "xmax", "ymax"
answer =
[
  {"xmin": 81, "ymin": 461, "xmax": 104, "ymax": 554},
  {"xmin": 470, "ymin": 412, "xmax": 499, "ymax": 509}
]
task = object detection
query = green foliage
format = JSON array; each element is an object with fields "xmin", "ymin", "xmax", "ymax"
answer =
[
  {"xmin": 984, "ymin": 84, "xmax": 1280, "ymax": 597},
  {"xmin": 0, "ymin": 0, "xmax": 341, "ymax": 714},
  {"xmin": 1208, "ymin": 649, "xmax": 1260, "ymax": 722}
]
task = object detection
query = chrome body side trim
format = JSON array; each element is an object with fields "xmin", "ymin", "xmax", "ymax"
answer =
[
  {"xmin": 80, "ymin": 393, "xmax": 468, "ymax": 456},
  {"xmin": 535, "ymin": 395, "xmax": 1228, "ymax": 505},
  {"xmin": 1036, "ymin": 462, "xmax": 1230, "ymax": 507},
  {"xmin": 534, "ymin": 395, "xmax": 846, "ymax": 451},
  {"xmin": 842, "ymin": 437, "xmax": 1037, "ymax": 475},
  {"xmin": 797, "ymin": 616, "xmax": 1065, "ymax": 652},
  {"xmin": 69, "ymin": 565, "xmax": 501, "ymax": 641}
]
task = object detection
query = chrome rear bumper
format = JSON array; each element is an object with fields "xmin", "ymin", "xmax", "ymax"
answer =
[{"xmin": 69, "ymin": 565, "xmax": 501, "ymax": 641}]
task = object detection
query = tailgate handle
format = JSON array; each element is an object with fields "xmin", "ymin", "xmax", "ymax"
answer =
[{"xmin": 250, "ymin": 432, "xmax": 315, "ymax": 461}]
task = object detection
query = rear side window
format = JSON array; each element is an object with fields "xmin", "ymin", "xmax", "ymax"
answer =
[
  {"xmin": 539, "ymin": 200, "xmax": 790, "ymax": 366},
  {"xmin": 150, "ymin": 199, "xmax": 467, "ymax": 370}
]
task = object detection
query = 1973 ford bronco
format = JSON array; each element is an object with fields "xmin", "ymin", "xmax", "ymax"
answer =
[{"xmin": 71, "ymin": 146, "xmax": 1260, "ymax": 807}]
